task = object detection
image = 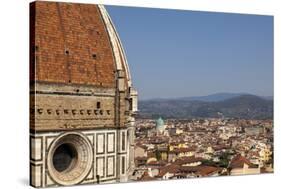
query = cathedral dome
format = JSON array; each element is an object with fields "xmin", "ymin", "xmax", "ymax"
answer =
[
  {"xmin": 29, "ymin": 2, "xmax": 138, "ymax": 187},
  {"xmin": 30, "ymin": 2, "xmax": 132, "ymax": 88}
]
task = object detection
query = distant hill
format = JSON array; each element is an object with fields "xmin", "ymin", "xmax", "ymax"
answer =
[
  {"xmin": 138, "ymin": 94, "xmax": 273, "ymax": 119},
  {"xmin": 178, "ymin": 92, "xmax": 249, "ymax": 102},
  {"xmin": 261, "ymin": 96, "xmax": 273, "ymax": 100}
]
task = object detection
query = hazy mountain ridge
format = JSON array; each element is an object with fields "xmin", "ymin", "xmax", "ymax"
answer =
[
  {"xmin": 138, "ymin": 94, "xmax": 273, "ymax": 119},
  {"xmin": 142, "ymin": 92, "xmax": 272, "ymax": 102},
  {"xmin": 177, "ymin": 92, "xmax": 249, "ymax": 102}
]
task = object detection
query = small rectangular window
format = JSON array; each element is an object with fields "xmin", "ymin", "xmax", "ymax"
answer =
[
  {"xmin": 129, "ymin": 98, "xmax": 133, "ymax": 111},
  {"xmin": 122, "ymin": 132, "xmax": 125, "ymax": 151},
  {"xmin": 122, "ymin": 157, "xmax": 125, "ymax": 174},
  {"xmin": 97, "ymin": 102, "xmax": 101, "ymax": 109}
]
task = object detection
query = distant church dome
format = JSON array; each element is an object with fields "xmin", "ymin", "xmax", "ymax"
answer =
[{"xmin": 156, "ymin": 117, "xmax": 165, "ymax": 132}]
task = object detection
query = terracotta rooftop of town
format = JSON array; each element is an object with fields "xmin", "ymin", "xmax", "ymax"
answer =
[
  {"xmin": 135, "ymin": 156, "xmax": 148, "ymax": 161},
  {"xmin": 158, "ymin": 164, "xmax": 181, "ymax": 177},
  {"xmin": 146, "ymin": 160, "xmax": 167, "ymax": 167},
  {"xmin": 170, "ymin": 147, "xmax": 196, "ymax": 154},
  {"xmin": 229, "ymin": 155, "xmax": 258, "ymax": 169},
  {"xmin": 138, "ymin": 172, "xmax": 156, "ymax": 181},
  {"xmin": 196, "ymin": 166, "xmax": 223, "ymax": 176},
  {"xmin": 179, "ymin": 165, "xmax": 222, "ymax": 176},
  {"xmin": 174, "ymin": 156, "xmax": 204, "ymax": 165}
]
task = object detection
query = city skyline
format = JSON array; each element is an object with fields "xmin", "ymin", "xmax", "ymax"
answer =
[{"xmin": 107, "ymin": 6, "xmax": 273, "ymax": 100}]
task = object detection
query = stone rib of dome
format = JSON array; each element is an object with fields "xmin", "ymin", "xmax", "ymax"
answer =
[{"xmin": 98, "ymin": 5, "xmax": 132, "ymax": 87}]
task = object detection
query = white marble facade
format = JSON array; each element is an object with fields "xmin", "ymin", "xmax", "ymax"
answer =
[{"xmin": 30, "ymin": 128, "xmax": 129, "ymax": 187}]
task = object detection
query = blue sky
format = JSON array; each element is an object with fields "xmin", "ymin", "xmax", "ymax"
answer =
[{"xmin": 107, "ymin": 6, "xmax": 273, "ymax": 100}]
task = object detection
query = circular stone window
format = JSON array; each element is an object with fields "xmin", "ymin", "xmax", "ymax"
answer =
[
  {"xmin": 52, "ymin": 143, "xmax": 78, "ymax": 172},
  {"xmin": 47, "ymin": 132, "xmax": 93, "ymax": 186}
]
